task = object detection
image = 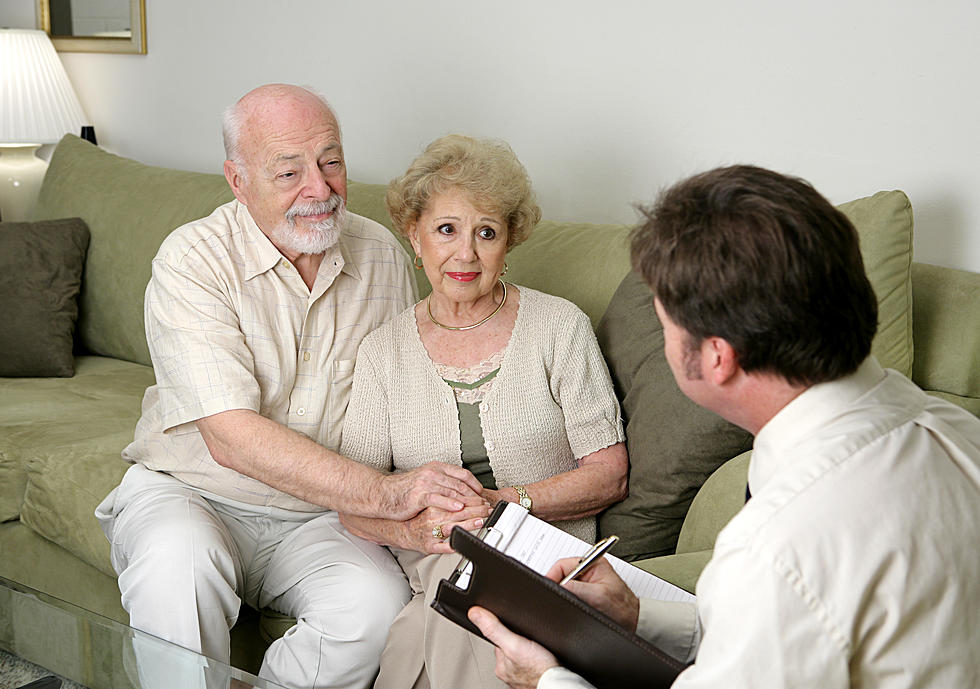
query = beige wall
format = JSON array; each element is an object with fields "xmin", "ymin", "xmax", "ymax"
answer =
[{"xmin": 4, "ymin": 0, "xmax": 979, "ymax": 272}]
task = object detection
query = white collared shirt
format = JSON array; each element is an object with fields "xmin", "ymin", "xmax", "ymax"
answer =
[
  {"xmin": 541, "ymin": 357, "xmax": 980, "ymax": 688},
  {"xmin": 122, "ymin": 200, "xmax": 416, "ymax": 511}
]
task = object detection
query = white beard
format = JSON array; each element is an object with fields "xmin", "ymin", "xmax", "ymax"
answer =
[{"xmin": 271, "ymin": 196, "xmax": 346, "ymax": 255}]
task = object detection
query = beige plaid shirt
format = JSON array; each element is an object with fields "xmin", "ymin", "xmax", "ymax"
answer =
[{"xmin": 122, "ymin": 200, "xmax": 416, "ymax": 511}]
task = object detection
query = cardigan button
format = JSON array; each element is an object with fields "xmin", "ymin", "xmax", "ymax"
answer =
[{"xmin": 486, "ymin": 441, "xmax": 495, "ymax": 451}]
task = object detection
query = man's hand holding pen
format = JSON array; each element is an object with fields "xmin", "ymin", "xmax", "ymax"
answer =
[{"xmin": 546, "ymin": 554, "xmax": 640, "ymax": 633}]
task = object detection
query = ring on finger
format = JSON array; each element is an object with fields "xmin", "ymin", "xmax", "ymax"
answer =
[{"xmin": 432, "ymin": 524, "xmax": 446, "ymax": 540}]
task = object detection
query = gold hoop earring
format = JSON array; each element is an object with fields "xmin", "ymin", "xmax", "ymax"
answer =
[
  {"xmin": 414, "ymin": 255, "xmax": 423, "ymax": 270},
  {"xmin": 500, "ymin": 262, "xmax": 509, "ymax": 276}
]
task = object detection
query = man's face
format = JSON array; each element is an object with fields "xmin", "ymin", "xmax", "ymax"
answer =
[
  {"xmin": 655, "ymin": 298, "xmax": 706, "ymax": 402},
  {"xmin": 227, "ymin": 97, "xmax": 348, "ymax": 256}
]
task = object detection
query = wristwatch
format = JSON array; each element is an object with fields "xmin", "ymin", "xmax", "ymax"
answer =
[{"xmin": 513, "ymin": 485, "xmax": 533, "ymax": 512}]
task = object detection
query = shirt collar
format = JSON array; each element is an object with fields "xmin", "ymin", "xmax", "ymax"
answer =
[
  {"xmin": 750, "ymin": 356, "xmax": 887, "ymax": 491},
  {"xmin": 238, "ymin": 201, "xmax": 286, "ymax": 281},
  {"xmin": 335, "ymin": 230, "xmax": 360, "ymax": 281},
  {"xmin": 237, "ymin": 200, "xmax": 361, "ymax": 282}
]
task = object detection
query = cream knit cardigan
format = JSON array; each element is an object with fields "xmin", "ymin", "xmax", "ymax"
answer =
[{"xmin": 340, "ymin": 285, "xmax": 625, "ymax": 542}]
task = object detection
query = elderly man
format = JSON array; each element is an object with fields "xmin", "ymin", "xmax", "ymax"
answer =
[
  {"xmin": 470, "ymin": 165, "xmax": 980, "ymax": 688},
  {"xmin": 96, "ymin": 84, "xmax": 485, "ymax": 689}
]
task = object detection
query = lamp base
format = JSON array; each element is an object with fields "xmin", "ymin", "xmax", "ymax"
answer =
[{"xmin": 0, "ymin": 144, "xmax": 48, "ymax": 222}]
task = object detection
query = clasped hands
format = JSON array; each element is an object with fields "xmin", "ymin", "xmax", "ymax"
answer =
[
  {"xmin": 467, "ymin": 556, "xmax": 640, "ymax": 689},
  {"xmin": 381, "ymin": 461, "xmax": 491, "ymax": 553}
]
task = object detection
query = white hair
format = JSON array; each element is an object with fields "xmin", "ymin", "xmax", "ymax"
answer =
[{"xmin": 221, "ymin": 102, "xmax": 247, "ymax": 165}]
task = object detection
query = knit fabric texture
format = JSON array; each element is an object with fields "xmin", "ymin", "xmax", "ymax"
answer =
[{"xmin": 341, "ymin": 286, "xmax": 626, "ymax": 542}]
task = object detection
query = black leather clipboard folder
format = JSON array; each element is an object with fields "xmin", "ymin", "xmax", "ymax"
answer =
[{"xmin": 431, "ymin": 525, "xmax": 688, "ymax": 689}]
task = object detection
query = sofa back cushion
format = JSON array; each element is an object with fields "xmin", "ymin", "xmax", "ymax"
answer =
[
  {"xmin": 838, "ymin": 190, "xmax": 914, "ymax": 378},
  {"xmin": 506, "ymin": 221, "xmax": 632, "ymax": 328},
  {"xmin": 31, "ymin": 135, "xmax": 235, "ymax": 366}
]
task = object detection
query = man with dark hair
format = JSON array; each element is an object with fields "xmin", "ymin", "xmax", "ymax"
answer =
[
  {"xmin": 632, "ymin": 164, "xmax": 879, "ymax": 386},
  {"xmin": 469, "ymin": 165, "xmax": 980, "ymax": 688}
]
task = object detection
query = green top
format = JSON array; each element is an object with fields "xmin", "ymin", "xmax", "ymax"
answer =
[{"xmin": 444, "ymin": 369, "xmax": 499, "ymax": 490}]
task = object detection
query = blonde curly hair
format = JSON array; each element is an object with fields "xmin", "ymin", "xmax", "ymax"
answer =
[{"xmin": 386, "ymin": 135, "xmax": 541, "ymax": 250}]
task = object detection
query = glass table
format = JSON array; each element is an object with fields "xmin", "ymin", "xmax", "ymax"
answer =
[{"xmin": 0, "ymin": 576, "xmax": 286, "ymax": 689}]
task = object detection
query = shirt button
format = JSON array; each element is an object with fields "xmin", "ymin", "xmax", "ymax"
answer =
[
  {"xmin": 296, "ymin": 408, "xmax": 306, "ymax": 416},
  {"xmin": 303, "ymin": 352, "xmax": 311, "ymax": 362}
]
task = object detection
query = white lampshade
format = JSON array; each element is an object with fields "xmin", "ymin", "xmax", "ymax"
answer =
[
  {"xmin": 0, "ymin": 29, "xmax": 89, "ymax": 221},
  {"xmin": 1, "ymin": 29, "xmax": 87, "ymax": 144}
]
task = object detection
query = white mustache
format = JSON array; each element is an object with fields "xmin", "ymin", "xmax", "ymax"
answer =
[{"xmin": 286, "ymin": 195, "xmax": 341, "ymax": 222}]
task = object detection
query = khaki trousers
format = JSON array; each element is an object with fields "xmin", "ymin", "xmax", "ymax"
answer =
[
  {"xmin": 374, "ymin": 549, "xmax": 507, "ymax": 689},
  {"xmin": 96, "ymin": 464, "xmax": 410, "ymax": 689}
]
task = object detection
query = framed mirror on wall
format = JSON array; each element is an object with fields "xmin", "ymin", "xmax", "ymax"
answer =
[{"xmin": 37, "ymin": 0, "xmax": 146, "ymax": 54}]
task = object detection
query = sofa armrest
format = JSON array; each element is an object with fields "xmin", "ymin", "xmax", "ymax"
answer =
[
  {"xmin": 634, "ymin": 451, "xmax": 748, "ymax": 594},
  {"xmin": 633, "ymin": 550, "xmax": 712, "ymax": 595},
  {"xmin": 911, "ymin": 262, "xmax": 980, "ymax": 416},
  {"xmin": 673, "ymin": 451, "xmax": 750, "ymax": 555}
]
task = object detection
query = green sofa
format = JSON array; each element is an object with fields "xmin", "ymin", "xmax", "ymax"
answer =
[{"xmin": 2, "ymin": 135, "xmax": 979, "ymax": 678}]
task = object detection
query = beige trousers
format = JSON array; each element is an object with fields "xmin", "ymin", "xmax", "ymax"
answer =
[
  {"xmin": 374, "ymin": 550, "xmax": 508, "ymax": 689},
  {"xmin": 96, "ymin": 463, "xmax": 410, "ymax": 689}
]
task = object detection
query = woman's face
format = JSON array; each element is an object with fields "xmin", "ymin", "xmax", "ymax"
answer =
[{"xmin": 409, "ymin": 187, "xmax": 509, "ymax": 305}]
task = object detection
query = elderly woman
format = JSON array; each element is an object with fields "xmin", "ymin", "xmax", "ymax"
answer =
[{"xmin": 339, "ymin": 135, "xmax": 628, "ymax": 689}]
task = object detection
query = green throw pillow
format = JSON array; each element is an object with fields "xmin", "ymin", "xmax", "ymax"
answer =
[{"xmin": 0, "ymin": 218, "xmax": 90, "ymax": 377}]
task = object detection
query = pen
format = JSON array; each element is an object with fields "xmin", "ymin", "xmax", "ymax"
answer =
[{"xmin": 559, "ymin": 534, "xmax": 619, "ymax": 585}]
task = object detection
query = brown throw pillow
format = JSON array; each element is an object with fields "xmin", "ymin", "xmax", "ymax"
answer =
[
  {"xmin": 0, "ymin": 218, "xmax": 90, "ymax": 377},
  {"xmin": 595, "ymin": 269, "xmax": 753, "ymax": 560}
]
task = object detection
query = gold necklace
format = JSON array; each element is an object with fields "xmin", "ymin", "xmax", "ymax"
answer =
[{"xmin": 427, "ymin": 279, "xmax": 508, "ymax": 331}]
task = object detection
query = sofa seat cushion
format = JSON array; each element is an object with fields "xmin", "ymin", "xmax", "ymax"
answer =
[
  {"xmin": 0, "ymin": 520, "xmax": 128, "ymax": 624},
  {"xmin": 0, "ymin": 356, "xmax": 153, "ymax": 555},
  {"xmin": 21, "ymin": 426, "xmax": 136, "ymax": 578},
  {"xmin": 0, "ymin": 218, "xmax": 90, "ymax": 377}
]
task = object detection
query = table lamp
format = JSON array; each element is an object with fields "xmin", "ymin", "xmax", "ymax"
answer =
[{"xmin": 0, "ymin": 29, "xmax": 89, "ymax": 222}]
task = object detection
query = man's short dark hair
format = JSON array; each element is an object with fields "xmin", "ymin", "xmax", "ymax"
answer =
[{"xmin": 631, "ymin": 165, "xmax": 878, "ymax": 386}]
